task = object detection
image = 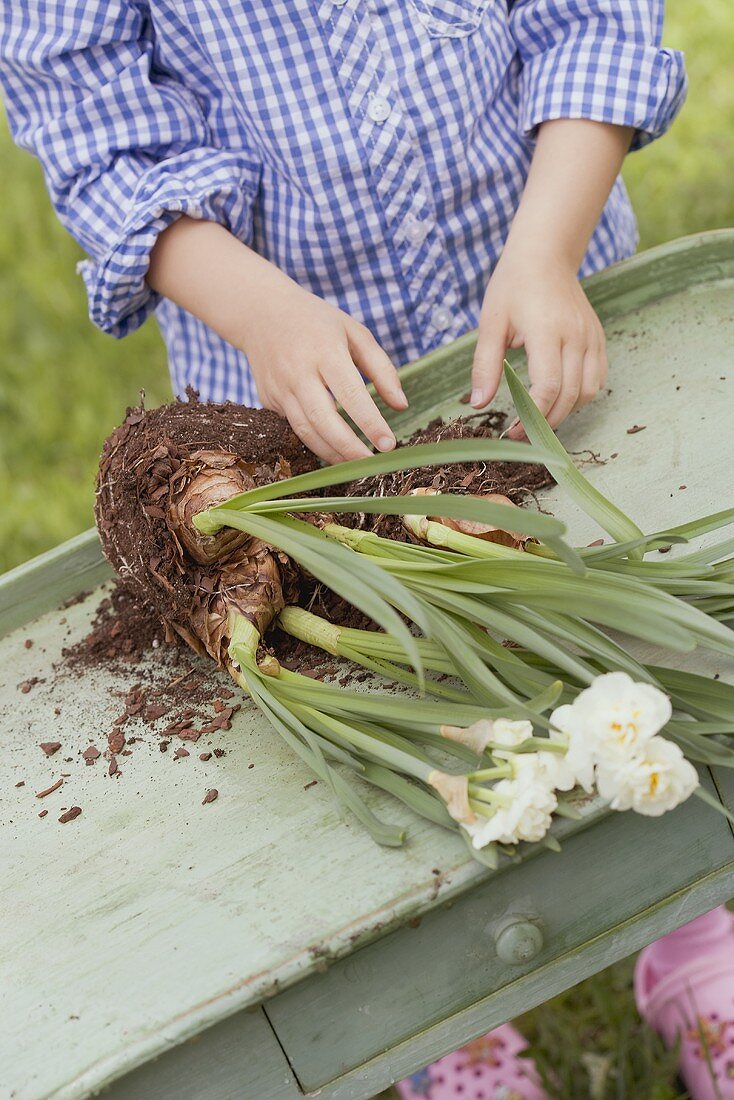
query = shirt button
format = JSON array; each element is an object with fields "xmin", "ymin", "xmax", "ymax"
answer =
[
  {"xmin": 331, "ymin": 0, "xmax": 348, "ymax": 6},
  {"xmin": 432, "ymin": 307, "xmax": 452, "ymax": 332},
  {"xmin": 367, "ymin": 97, "xmax": 391, "ymax": 123},
  {"xmin": 405, "ymin": 218, "xmax": 427, "ymax": 245}
]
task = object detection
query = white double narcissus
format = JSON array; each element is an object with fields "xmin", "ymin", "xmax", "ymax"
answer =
[
  {"xmin": 492, "ymin": 716, "xmax": 594, "ymax": 794},
  {"xmin": 551, "ymin": 671, "xmax": 671, "ymax": 765},
  {"xmin": 464, "ymin": 765, "xmax": 558, "ymax": 849},
  {"xmin": 443, "ymin": 673, "xmax": 698, "ymax": 852},
  {"xmin": 462, "ymin": 722, "xmax": 560, "ymax": 849},
  {"xmin": 596, "ymin": 736, "xmax": 699, "ymax": 816},
  {"xmin": 550, "ymin": 672, "xmax": 699, "ymax": 816}
]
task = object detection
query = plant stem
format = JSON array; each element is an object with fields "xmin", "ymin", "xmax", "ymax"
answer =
[{"xmin": 470, "ymin": 766, "xmax": 513, "ymax": 781}]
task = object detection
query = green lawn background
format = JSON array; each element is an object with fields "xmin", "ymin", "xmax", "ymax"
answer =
[{"xmin": 1, "ymin": 0, "xmax": 733, "ymax": 577}]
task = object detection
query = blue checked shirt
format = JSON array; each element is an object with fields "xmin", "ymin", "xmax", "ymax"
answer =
[{"xmin": 1, "ymin": 1, "xmax": 686, "ymax": 405}]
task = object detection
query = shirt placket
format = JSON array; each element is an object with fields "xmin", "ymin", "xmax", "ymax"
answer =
[{"xmin": 317, "ymin": 0, "xmax": 470, "ymax": 346}]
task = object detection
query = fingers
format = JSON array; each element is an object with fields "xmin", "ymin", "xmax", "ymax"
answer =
[
  {"xmin": 282, "ymin": 385, "xmax": 373, "ymax": 465},
  {"xmin": 471, "ymin": 322, "xmax": 508, "ymax": 409},
  {"xmin": 507, "ymin": 313, "xmax": 608, "ymax": 438},
  {"xmin": 347, "ymin": 322, "xmax": 408, "ymax": 413},
  {"xmin": 545, "ymin": 342, "xmax": 584, "ymax": 429},
  {"xmin": 325, "ymin": 353, "xmax": 398, "ymax": 454},
  {"xmin": 508, "ymin": 333, "xmax": 562, "ymax": 439},
  {"xmin": 571, "ymin": 347, "xmax": 605, "ymax": 418}
]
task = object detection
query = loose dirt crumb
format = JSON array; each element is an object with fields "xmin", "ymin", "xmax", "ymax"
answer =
[
  {"xmin": 202, "ymin": 789, "xmax": 218, "ymax": 804},
  {"xmin": 108, "ymin": 730, "xmax": 125, "ymax": 754},
  {"xmin": 59, "ymin": 807, "xmax": 82, "ymax": 824},
  {"xmin": 36, "ymin": 779, "xmax": 63, "ymax": 799}
]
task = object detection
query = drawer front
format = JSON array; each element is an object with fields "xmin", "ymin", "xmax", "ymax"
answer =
[{"xmin": 266, "ymin": 770, "xmax": 734, "ymax": 1092}]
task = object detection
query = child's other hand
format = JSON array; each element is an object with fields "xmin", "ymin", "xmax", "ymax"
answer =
[
  {"xmin": 244, "ymin": 271, "xmax": 408, "ymax": 465},
  {"xmin": 470, "ymin": 247, "xmax": 607, "ymax": 440}
]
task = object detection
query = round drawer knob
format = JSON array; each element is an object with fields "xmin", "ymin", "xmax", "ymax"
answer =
[{"xmin": 494, "ymin": 920, "xmax": 544, "ymax": 965}]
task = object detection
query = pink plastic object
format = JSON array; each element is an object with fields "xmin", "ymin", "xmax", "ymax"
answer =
[
  {"xmin": 395, "ymin": 1021, "xmax": 547, "ymax": 1100},
  {"xmin": 635, "ymin": 906, "xmax": 734, "ymax": 1100}
]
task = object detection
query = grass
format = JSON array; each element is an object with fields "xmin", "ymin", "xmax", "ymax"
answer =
[{"xmin": 1, "ymin": 2, "xmax": 732, "ymax": 1093}]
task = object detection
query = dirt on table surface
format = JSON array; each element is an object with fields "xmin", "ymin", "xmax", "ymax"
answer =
[{"xmin": 60, "ymin": 581, "xmax": 238, "ymax": 733}]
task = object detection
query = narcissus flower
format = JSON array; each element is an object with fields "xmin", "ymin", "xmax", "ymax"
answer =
[
  {"xmin": 489, "ymin": 718, "xmax": 534, "ymax": 754},
  {"xmin": 551, "ymin": 672, "xmax": 671, "ymax": 767},
  {"xmin": 428, "ymin": 770, "xmax": 476, "ymax": 825},
  {"xmin": 543, "ymin": 715, "xmax": 597, "ymax": 794},
  {"xmin": 596, "ymin": 736, "xmax": 699, "ymax": 816},
  {"xmin": 440, "ymin": 718, "xmax": 496, "ymax": 754},
  {"xmin": 464, "ymin": 776, "xmax": 558, "ymax": 848}
]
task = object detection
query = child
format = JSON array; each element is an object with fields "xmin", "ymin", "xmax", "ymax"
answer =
[
  {"xmin": 1, "ymin": 1, "xmax": 684, "ymax": 463},
  {"xmin": 6, "ymin": 3, "xmax": 731, "ymax": 1097}
]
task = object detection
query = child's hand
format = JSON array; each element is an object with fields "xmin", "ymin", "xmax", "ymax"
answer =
[
  {"xmin": 470, "ymin": 246, "xmax": 607, "ymax": 440},
  {"xmin": 242, "ymin": 274, "xmax": 408, "ymax": 465},
  {"xmin": 148, "ymin": 219, "xmax": 407, "ymax": 465},
  {"xmin": 467, "ymin": 119, "xmax": 634, "ymax": 439}
]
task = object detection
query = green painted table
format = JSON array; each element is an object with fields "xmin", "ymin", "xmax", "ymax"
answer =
[{"xmin": 2, "ymin": 231, "xmax": 734, "ymax": 1100}]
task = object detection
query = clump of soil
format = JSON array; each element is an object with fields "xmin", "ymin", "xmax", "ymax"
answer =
[
  {"xmin": 95, "ymin": 392, "xmax": 319, "ymax": 664},
  {"xmin": 62, "ymin": 581, "xmax": 178, "ymax": 670},
  {"xmin": 343, "ymin": 409, "xmax": 554, "ymax": 542},
  {"xmin": 59, "ymin": 581, "xmax": 240, "ymax": 742}
]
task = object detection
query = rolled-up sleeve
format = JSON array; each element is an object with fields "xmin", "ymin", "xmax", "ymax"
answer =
[
  {"xmin": 509, "ymin": 0, "xmax": 687, "ymax": 150},
  {"xmin": 0, "ymin": 2, "xmax": 261, "ymax": 336}
]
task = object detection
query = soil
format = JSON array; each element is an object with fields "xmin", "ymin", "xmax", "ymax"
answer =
[
  {"xmin": 56, "ymin": 579, "xmax": 244, "ymax": 780},
  {"xmin": 62, "ymin": 581, "xmax": 182, "ymax": 670},
  {"xmin": 343, "ymin": 409, "xmax": 553, "ymax": 542}
]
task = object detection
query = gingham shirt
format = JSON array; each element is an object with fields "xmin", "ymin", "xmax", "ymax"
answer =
[{"xmin": 1, "ymin": 0, "xmax": 686, "ymax": 405}]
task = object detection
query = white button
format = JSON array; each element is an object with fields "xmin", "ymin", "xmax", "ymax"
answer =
[
  {"xmin": 432, "ymin": 307, "xmax": 452, "ymax": 332},
  {"xmin": 331, "ymin": 0, "xmax": 348, "ymax": 6},
  {"xmin": 367, "ymin": 97, "xmax": 391, "ymax": 123},
  {"xmin": 405, "ymin": 218, "xmax": 426, "ymax": 245}
]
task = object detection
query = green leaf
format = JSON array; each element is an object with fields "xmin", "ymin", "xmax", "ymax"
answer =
[
  {"xmin": 694, "ymin": 784, "xmax": 734, "ymax": 826},
  {"xmin": 195, "ymin": 437, "xmax": 563, "ymax": 518},
  {"xmin": 504, "ymin": 362, "xmax": 644, "ymax": 549},
  {"xmin": 271, "ymin": 668, "xmax": 493, "ymax": 729},
  {"xmin": 659, "ymin": 506, "xmax": 734, "ymax": 543},
  {"xmin": 250, "ymin": 491, "xmax": 564, "ymax": 541},
  {"xmin": 416, "ymin": 583, "xmax": 602, "ymax": 686},
  {"xmin": 211, "ymin": 509, "xmax": 426, "ymax": 679},
  {"xmin": 248, "ymin": 676, "xmax": 407, "ymax": 847},
  {"xmin": 337, "ymin": 643, "xmax": 469, "ymax": 704},
  {"xmin": 460, "ymin": 829, "xmax": 499, "ymax": 869},
  {"xmin": 361, "ymin": 763, "xmax": 456, "ymax": 828},
  {"xmin": 578, "ymin": 533, "xmax": 690, "ymax": 562}
]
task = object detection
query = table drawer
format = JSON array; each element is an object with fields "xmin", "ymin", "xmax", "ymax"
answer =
[{"xmin": 265, "ymin": 770, "xmax": 734, "ymax": 1094}]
